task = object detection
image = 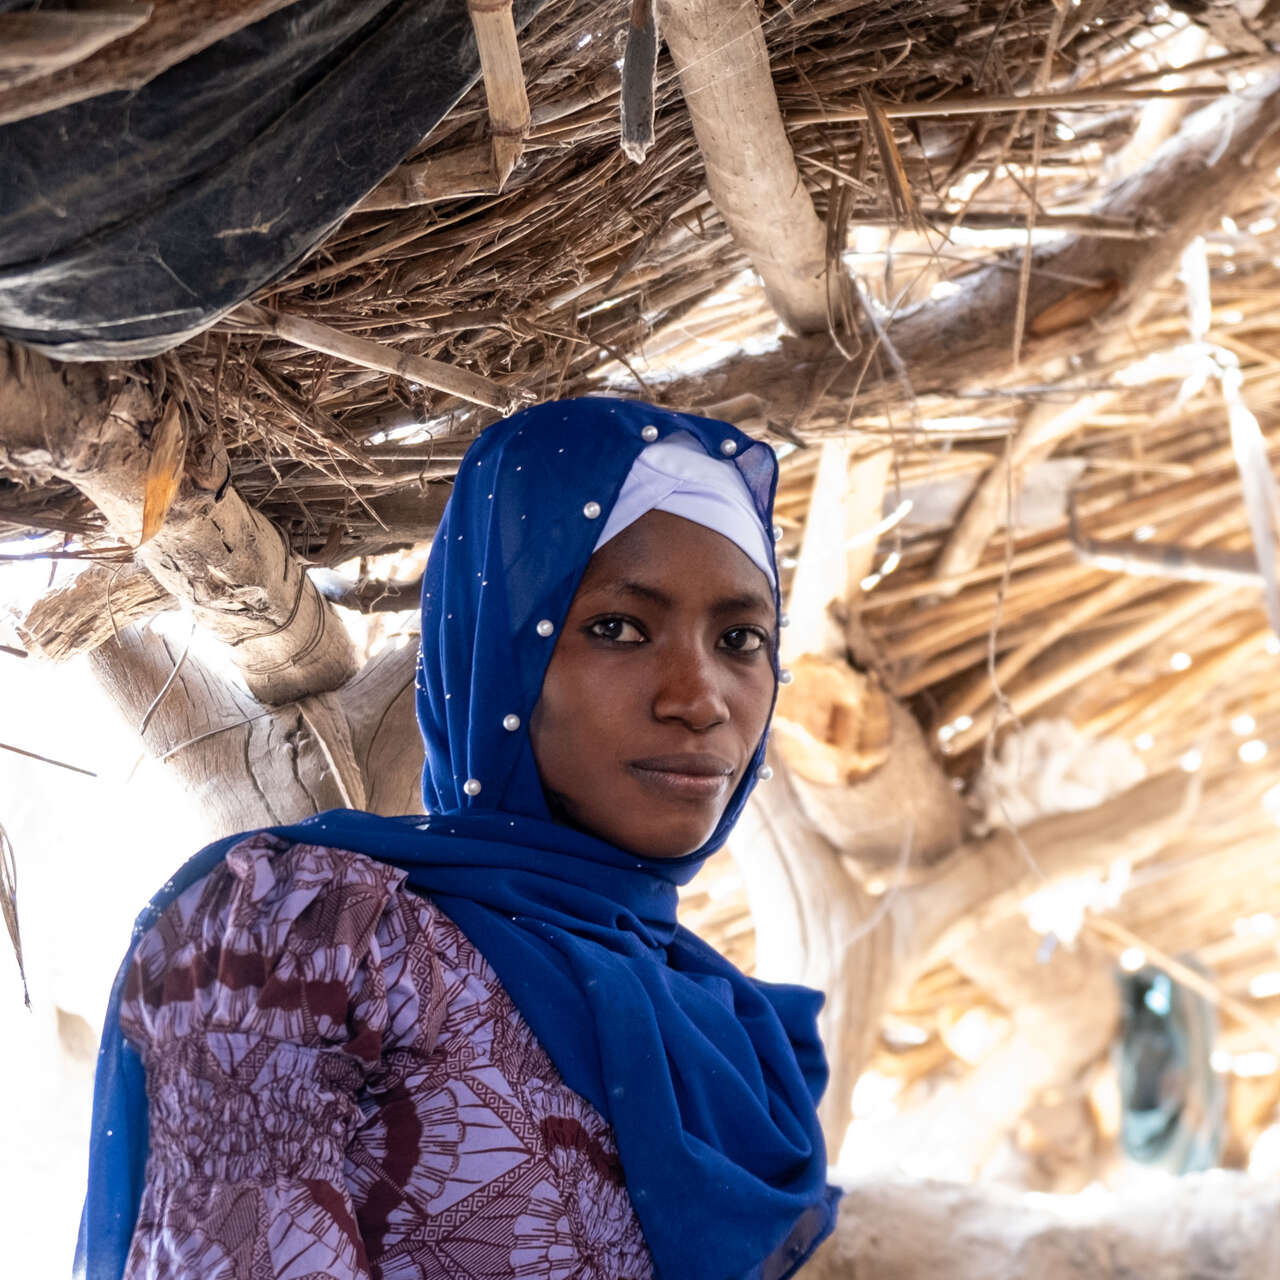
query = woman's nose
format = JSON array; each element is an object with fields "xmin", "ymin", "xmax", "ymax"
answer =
[{"xmin": 652, "ymin": 646, "xmax": 729, "ymax": 731}]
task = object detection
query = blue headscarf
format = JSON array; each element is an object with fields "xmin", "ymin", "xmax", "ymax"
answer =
[{"xmin": 76, "ymin": 397, "xmax": 839, "ymax": 1280}]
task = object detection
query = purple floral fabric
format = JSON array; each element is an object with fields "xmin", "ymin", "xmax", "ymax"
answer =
[{"xmin": 119, "ymin": 834, "xmax": 654, "ymax": 1279}]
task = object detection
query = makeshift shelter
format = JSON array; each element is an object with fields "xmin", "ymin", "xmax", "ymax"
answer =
[{"xmin": 5, "ymin": 0, "xmax": 1280, "ymax": 1273}]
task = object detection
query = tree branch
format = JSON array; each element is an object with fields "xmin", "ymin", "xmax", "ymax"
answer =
[
  {"xmin": 656, "ymin": 73, "xmax": 1280, "ymax": 425},
  {"xmin": 659, "ymin": 0, "xmax": 841, "ymax": 334},
  {"xmin": 0, "ymin": 342, "xmax": 357, "ymax": 703}
]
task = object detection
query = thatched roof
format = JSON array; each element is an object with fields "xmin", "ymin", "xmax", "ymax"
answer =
[{"xmin": 3, "ymin": 0, "xmax": 1237, "ymax": 553}]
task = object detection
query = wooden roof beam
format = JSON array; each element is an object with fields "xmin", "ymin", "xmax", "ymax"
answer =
[{"xmin": 660, "ymin": 0, "xmax": 839, "ymax": 335}]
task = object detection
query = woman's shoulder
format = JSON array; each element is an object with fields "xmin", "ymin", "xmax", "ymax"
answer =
[
  {"xmin": 126, "ymin": 834, "xmax": 413, "ymax": 971},
  {"xmin": 119, "ymin": 832, "xmax": 458, "ymax": 1057}
]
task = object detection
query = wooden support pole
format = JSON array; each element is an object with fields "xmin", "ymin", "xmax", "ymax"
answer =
[{"xmin": 849, "ymin": 918, "xmax": 1118, "ymax": 1183}]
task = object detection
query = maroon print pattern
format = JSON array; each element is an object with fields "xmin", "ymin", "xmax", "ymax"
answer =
[{"xmin": 119, "ymin": 834, "xmax": 654, "ymax": 1280}]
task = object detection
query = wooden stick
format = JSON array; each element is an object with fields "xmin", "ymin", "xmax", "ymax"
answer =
[
  {"xmin": 785, "ymin": 441, "xmax": 867, "ymax": 661},
  {"xmin": 935, "ymin": 575, "xmax": 1144, "ymax": 725},
  {"xmin": 467, "ymin": 0, "xmax": 531, "ymax": 189},
  {"xmin": 933, "ymin": 505, "xmax": 1259, "ymax": 725},
  {"xmin": 229, "ymin": 304, "xmax": 527, "ymax": 414},
  {"xmin": 785, "ymin": 83, "xmax": 1234, "ymax": 127}
]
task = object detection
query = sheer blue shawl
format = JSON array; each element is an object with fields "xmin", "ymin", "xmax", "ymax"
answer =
[{"xmin": 76, "ymin": 397, "xmax": 839, "ymax": 1279}]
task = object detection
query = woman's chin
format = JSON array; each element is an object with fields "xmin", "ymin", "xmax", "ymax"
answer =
[
  {"xmin": 610, "ymin": 812, "xmax": 720, "ymax": 860},
  {"xmin": 546, "ymin": 786, "xmax": 722, "ymax": 859}
]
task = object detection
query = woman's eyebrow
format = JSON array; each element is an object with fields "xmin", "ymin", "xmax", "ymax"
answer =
[
  {"xmin": 585, "ymin": 579, "xmax": 673, "ymax": 608},
  {"xmin": 580, "ymin": 581, "xmax": 771, "ymax": 616},
  {"xmin": 709, "ymin": 591, "xmax": 773, "ymax": 617}
]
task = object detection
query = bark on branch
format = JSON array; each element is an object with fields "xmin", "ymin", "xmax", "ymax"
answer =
[{"xmin": 87, "ymin": 625, "xmax": 363, "ymax": 838}]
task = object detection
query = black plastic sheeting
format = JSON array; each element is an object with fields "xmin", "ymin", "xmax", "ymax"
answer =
[{"xmin": 0, "ymin": 0, "xmax": 543, "ymax": 360}]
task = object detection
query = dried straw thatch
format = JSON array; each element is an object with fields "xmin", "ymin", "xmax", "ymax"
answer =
[{"xmin": 3, "ymin": 0, "xmax": 1225, "ymax": 555}]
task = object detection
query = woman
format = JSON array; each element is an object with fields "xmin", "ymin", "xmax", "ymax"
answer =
[{"xmin": 77, "ymin": 397, "xmax": 839, "ymax": 1279}]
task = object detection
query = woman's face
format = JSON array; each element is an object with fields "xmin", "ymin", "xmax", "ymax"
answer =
[{"xmin": 530, "ymin": 510, "xmax": 776, "ymax": 858}]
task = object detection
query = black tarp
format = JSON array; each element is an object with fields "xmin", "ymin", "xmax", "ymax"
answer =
[{"xmin": 0, "ymin": 0, "xmax": 542, "ymax": 359}]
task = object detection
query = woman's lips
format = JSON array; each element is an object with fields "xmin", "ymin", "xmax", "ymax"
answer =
[{"xmin": 628, "ymin": 754, "xmax": 734, "ymax": 801}]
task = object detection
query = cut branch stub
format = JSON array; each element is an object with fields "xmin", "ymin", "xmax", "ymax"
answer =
[{"xmin": 18, "ymin": 561, "xmax": 174, "ymax": 661}]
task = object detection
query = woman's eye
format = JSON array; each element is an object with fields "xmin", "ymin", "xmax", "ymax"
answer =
[
  {"xmin": 588, "ymin": 617, "xmax": 646, "ymax": 644},
  {"xmin": 721, "ymin": 627, "xmax": 766, "ymax": 654}
]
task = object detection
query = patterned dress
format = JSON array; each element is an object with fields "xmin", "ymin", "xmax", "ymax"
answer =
[{"xmin": 119, "ymin": 833, "xmax": 655, "ymax": 1280}]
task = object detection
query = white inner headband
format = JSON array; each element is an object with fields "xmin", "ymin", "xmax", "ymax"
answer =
[{"xmin": 593, "ymin": 432, "xmax": 776, "ymax": 587}]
